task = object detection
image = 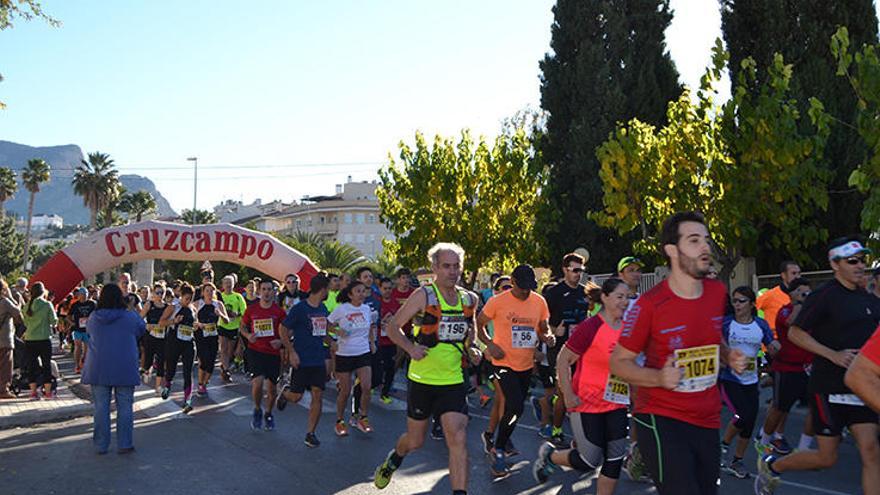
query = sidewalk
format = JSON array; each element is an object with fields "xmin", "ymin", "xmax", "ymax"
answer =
[{"xmin": 0, "ymin": 340, "xmax": 93, "ymax": 429}]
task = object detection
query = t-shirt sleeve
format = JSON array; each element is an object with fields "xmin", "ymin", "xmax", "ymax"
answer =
[
  {"xmin": 241, "ymin": 307, "xmax": 252, "ymax": 330},
  {"xmin": 618, "ymin": 296, "xmax": 653, "ymax": 354},
  {"xmin": 539, "ymin": 297, "xmax": 550, "ymax": 322},
  {"xmin": 775, "ymin": 306, "xmax": 791, "ymax": 333},
  {"xmin": 792, "ymin": 289, "xmax": 827, "ymax": 333},
  {"xmin": 328, "ymin": 305, "xmax": 344, "ymax": 325},
  {"xmin": 758, "ymin": 318, "xmax": 775, "ymax": 345},
  {"xmin": 282, "ymin": 304, "xmax": 299, "ymax": 329},
  {"xmin": 565, "ymin": 316, "xmax": 602, "ymax": 355},
  {"xmin": 860, "ymin": 326, "xmax": 880, "ymax": 366},
  {"xmin": 481, "ymin": 294, "xmax": 498, "ymax": 320}
]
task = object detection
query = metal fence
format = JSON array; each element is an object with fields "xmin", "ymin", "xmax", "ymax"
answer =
[
  {"xmin": 753, "ymin": 269, "xmax": 835, "ymax": 291},
  {"xmin": 589, "ymin": 272, "xmax": 659, "ymax": 294}
]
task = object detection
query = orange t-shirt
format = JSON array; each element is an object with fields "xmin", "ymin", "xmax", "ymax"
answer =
[
  {"xmin": 482, "ymin": 290, "xmax": 549, "ymax": 372},
  {"xmin": 757, "ymin": 285, "xmax": 790, "ymax": 332}
]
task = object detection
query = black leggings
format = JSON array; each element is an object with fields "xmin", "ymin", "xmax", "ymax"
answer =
[
  {"xmin": 165, "ymin": 338, "xmax": 194, "ymax": 394},
  {"xmin": 720, "ymin": 380, "xmax": 759, "ymax": 438},
  {"xmin": 377, "ymin": 345, "xmax": 396, "ymax": 396},
  {"xmin": 634, "ymin": 413, "xmax": 719, "ymax": 495},
  {"xmin": 568, "ymin": 408, "xmax": 629, "ymax": 479},
  {"xmin": 143, "ymin": 335, "xmax": 165, "ymax": 378},
  {"xmin": 195, "ymin": 334, "xmax": 218, "ymax": 374},
  {"xmin": 494, "ymin": 367, "xmax": 532, "ymax": 451},
  {"xmin": 24, "ymin": 339, "xmax": 52, "ymax": 386}
]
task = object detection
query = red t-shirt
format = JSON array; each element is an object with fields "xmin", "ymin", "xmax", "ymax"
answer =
[
  {"xmin": 378, "ymin": 297, "xmax": 401, "ymax": 347},
  {"xmin": 566, "ymin": 314, "xmax": 628, "ymax": 414},
  {"xmin": 241, "ymin": 302, "xmax": 287, "ymax": 356},
  {"xmin": 391, "ymin": 287, "xmax": 415, "ymax": 336},
  {"xmin": 861, "ymin": 325, "xmax": 880, "ymax": 367},
  {"xmin": 618, "ymin": 279, "xmax": 726, "ymax": 429},
  {"xmin": 771, "ymin": 303, "xmax": 813, "ymax": 372}
]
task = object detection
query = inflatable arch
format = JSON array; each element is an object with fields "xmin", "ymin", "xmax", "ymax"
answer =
[{"xmin": 31, "ymin": 220, "xmax": 320, "ymax": 302}]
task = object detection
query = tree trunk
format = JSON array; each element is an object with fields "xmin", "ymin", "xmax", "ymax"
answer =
[
  {"xmin": 89, "ymin": 207, "xmax": 97, "ymax": 232},
  {"xmin": 21, "ymin": 191, "xmax": 35, "ymax": 272}
]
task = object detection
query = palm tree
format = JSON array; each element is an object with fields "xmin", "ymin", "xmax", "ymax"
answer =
[
  {"xmin": 120, "ymin": 190, "xmax": 157, "ymax": 223},
  {"xmin": 180, "ymin": 209, "xmax": 218, "ymax": 225},
  {"xmin": 98, "ymin": 183, "xmax": 125, "ymax": 229},
  {"xmin": 0, "ymin": 167, "xmax": 17, "ymax": 217},
  {"xmin": 21, "ymin": 158, "xmax": 50, "ymax": 271},
  {"xmin": 315, "ymin": 240, "xmax": 365, "ymax": 272},
  {"xmin": 72, "ymin": 152, "xmax": 120, "ymax": 231}
]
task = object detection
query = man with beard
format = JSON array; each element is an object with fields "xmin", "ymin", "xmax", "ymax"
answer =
[
  {"xmin": 757, "ymin": 261, "xmax": 801, "ymax": 333},
  {"xmin": 610, "ymin": 211, "xmax": 747, "ymax": 495}
]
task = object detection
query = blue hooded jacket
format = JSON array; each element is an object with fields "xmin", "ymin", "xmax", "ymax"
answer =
[{"xmin": 82, "ymin": 309, "xmax": 146, "ymax": 387}]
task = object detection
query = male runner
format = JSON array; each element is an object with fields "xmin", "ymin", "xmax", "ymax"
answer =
[
  {"xmin": 219, "ymin": 275, "xmax": 246, "ymax": 383},
  {"xmin": 756, "ymin": 260, "xmax": 801, "ymax": 331},
  {"xmin": 373, "ymin": 243, "xmax": 480, "ymax": 495},
  {"xmin": 479, "ymin": 264, "xmax": 555, "ymax": 478},
  {"xmin": 67, "ymin": 287, "xmax": 96, "ymax": 373},
  {"xmin": 610, "ymin": 211, "xmax": 746, "ymax": 495},
  {"xmin": 756, "ymin": 238, "xmax": 880, "ymax": 494}
]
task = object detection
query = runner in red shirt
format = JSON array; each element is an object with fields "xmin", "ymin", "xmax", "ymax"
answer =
[
  {"xmin": 377, "ymin": 277, "xmax": 401, "ymax": 404},
  {"xmin": 845, "ymin": 325, "xmax": 880, "ymax": 412},
  {"xmin": 240, "ymin": 279, "xmax": 292, "ymax": 432},
  {"xmin": 609, "ymin": 211, "xmax": 746, "ymax": 495},
  {"xmin": 755, "ymin": 277, "xmax": 814, "ymax": 455},
  {"xmin": 532, "ymin": 277, "xmax": 631, "ymax": 495}
]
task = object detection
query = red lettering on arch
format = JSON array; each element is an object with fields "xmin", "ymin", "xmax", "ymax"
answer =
[
  {"xmin": 163, "ymin": 229, "xmax": 180, "ymax": 251},
  {"xmin": 125, "ymin": 231, "xmax": 141, "ymax": 255},
  {"xmin": 257, "ymin": 240, "xmax": 274, "ymax": 260},
  {"xmin": 195, "ymin": 232, "xmax": 211, "ymax": 252},
  {"xmin": 239, "ymin": 235, "xmax": 256, "ymax": 259},
  {"xmin": 142, "ymin": 229, "xmax": 160, "ymax": 251},
  {"xmin": 180, "ymin": 232, "xmax": 194, "ymax": 253},
  {"xmin": 105, "ymin": 232, "xmax": 125, "ymax": 257}
]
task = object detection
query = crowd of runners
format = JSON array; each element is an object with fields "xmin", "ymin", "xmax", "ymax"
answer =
[{"xmin": 4, "ymin": 210, "xmax": 880, "ymax": 495}]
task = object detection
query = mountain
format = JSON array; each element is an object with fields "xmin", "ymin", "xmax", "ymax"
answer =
[{"xmin": 0, "ymin": 140, "xmax": 176, "ymax": 225}]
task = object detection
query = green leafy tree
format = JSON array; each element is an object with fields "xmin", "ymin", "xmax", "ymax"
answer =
[
  {"xmin": 180, "ymin": 208, "xmax": 218, "ymax": 225},
  {"xmin": 0, "ymin": 167, "xmax": 17, "ymax": 216},
  {"xmin": 98, "ymin": 184, "xmax": 126, "ymax": 229},
  {"xmin": 21, "ymin": 158, "xmax": 50, "ymax": 271},
  {"xmin": 73, "ymin": 152, "xmax": 120, "ymax": 231},
  {"xmin": 720, "ymin": 1, "xmax": 879, "ymax": 270},
  {"xmin": 120, "ymin": 190, "xmax": 158, "ymax": 223},
  {"xmin": 29, "ymin": 239, "xmax": 68, "ymax": 272},
  {"xmin": 595, "ymin": 42, "xmax": 831, "ymax": 281},
  {"xmin": 0, "ymin": 214, "xmax": 24, "ymax": 274},
  {"xmin": 831, "ymin": 27, "xmax": 880, "ymax": 240},
  {"xmin": 538, "ymin": 0, "xmax": 682, "ymax": 273},
  {"xmin": 378, "ymin": 124, "xmax": 544, "ymax": 286}
]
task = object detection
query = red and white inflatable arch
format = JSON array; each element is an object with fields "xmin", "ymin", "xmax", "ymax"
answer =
[{"xmin": 31, "ymin": 220, "xmax": 320, "ymax": 302}]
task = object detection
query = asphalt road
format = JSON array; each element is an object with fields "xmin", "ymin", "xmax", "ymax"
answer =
[{"xmin": 0, "ymin": 369, "xmax": 866, "ymax": 495}]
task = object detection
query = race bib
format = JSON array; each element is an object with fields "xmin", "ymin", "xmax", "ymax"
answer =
[
  {"xmin": 147, "ymin": 324, "xmax": 165, "ymax": 338},
  {"xmin": 202, "ymin": 323, "xmax": 218, "ymax": 337},
  {"xmin": 673, "ymin": 344, "xmax": 719, "ymax": 393},
  {"xmin": 603, "ymin": 374, "xmax": 630, "ymax": 405},
  {"xmin": 254, "ymin": 318, "xmax": 275, "ymax": 338},
  {"xmin": 311, "ymin": 316, "xmax": 328, "ymax": 337},
  {"xmin": 78, "ymin": 317, "xmax": 89, "ymax": 329},
  {"xmin": 177, "ymin": 325, "xmax": 194, "ymax": 341},
  {"xmin": 437, "ymin": 316, "xmax": 468, "ymax": 342},
  {"xmin": 829, "ymin": 394, "xmax": 865, "ymax": 406},
  {"xmin": 511, "ymin": 325, "xmax": 536, "ymax": 349}
]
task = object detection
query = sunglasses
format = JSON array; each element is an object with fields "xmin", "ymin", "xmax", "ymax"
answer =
[
  {"xmin": 286, "ymin": 280, "xmax": 298, "ymax": 284},
  {"xmin": 569, "ymin": 267, "xmax": 584, "ymax": 274},
  {"xmin": 732, "ymin": 298, "xmax": 750, "ymax": 304},
  {"xmin": 843, "ymin": 256, "xmax": 867, "ymax": 266},
  {"xmin": 499, "ymin": 285, "xmax": 513, "ymax": 291}
]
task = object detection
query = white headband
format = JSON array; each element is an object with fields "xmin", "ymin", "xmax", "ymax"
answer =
[{"xmin": 828, "ymin": 241, "xmax": 869, "ymax": 261}]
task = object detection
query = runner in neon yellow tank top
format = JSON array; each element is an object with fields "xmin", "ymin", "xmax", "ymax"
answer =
[{"xmin": 373, "ymin": 242, "xmax": 481, "ymax": 495}]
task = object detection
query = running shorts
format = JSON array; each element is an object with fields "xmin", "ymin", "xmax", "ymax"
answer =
[{"xmin": 406, "ymin": 380, "xmax": 467, "ymax": 421}]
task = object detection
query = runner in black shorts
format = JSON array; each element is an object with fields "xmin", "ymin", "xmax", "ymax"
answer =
[{"xmin": 756, "ymin": 237, "xmax": 880, "ymax": 495}]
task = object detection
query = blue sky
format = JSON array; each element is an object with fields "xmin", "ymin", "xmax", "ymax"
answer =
[{"xmin": 2, "ymin": 1, "xmax": 871, "ymax": 212}]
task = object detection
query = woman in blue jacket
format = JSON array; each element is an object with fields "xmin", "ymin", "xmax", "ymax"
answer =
[{"xmin": 82, "ymin": 283, "xmax": 146, "ymax": 454}]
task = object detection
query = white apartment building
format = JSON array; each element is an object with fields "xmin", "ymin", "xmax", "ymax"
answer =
[
  {"xmin": 18, "ymin": 213, "xmax": 63, "ymax": 231},
  {"xmin": 243, "ymin": 180, "xmax": 392, "ymax": 259}
]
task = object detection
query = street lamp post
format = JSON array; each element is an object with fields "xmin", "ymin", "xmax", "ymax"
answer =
[{"xmin": 187, "ymin": 157, "xmax": 198, "ymax": 224}]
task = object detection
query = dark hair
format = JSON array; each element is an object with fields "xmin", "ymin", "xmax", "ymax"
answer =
[
  {"xmin": 788, "ymin": 277, "xmax": 811, "ymax": 292},
  {"xmin": 201, "ymin": 270, "xmax": 214, "ymax": 279},
  {"xmin": 337, "ymin": 281, "xmax": 365, "ymax": 304},
  {"xmin": 659, "ymin": 211, "xmax": 707, "ymax": 263},
  {"xmin": 309, "ymin": 272, "xmax": 330, "ymax": 294},
  {"xmin": 284, "ymin": 273, "xmax": 298, "ymax": 282},
  {"xmin": 395, "ymin": 268, "xmax": 411, "ymax": 278},
  {"xmin": 562, "ymin": 252, "xmax": 585, "ymax": 267},
  {"xmin": 779, "ymin": 260, "xmax": 799, "ymax": 274},
  {"xmin": 26, "ymin": 282, "xmax": 45, "ymax": 316},
  {"xmin": 328, "ymin": 273, "xmax": 340, "ymax": 280},
  {"xmin": 379, "ymin": 276, "xmax": 392, "ymax": 285},
  {"xmin": 259, "ymin": 279, "xmax": 275, "ymax": 290},
  {"xmin": 732, "ymin": 285, "xmax": 756, "ymax": 304},
  {"xmin": 493, "ymin": 275, "xmax": 512, "ymax": 291},
  {"xmin": 490, "ymin": 272, "xmax": 501, "ymax": 282},
  {"xmin": 97, "ymin": 283, "xmax": 127, "ymax": 310},
  {"xmin": 355, "ymin": 267, "xmax": 373, "ymax": 279},
  {"xmin": 179, "ymin": 283, "xmax": 194, "ymax": 297},
  {"xmin": 601, "ymin": 277, "xmax": 628, "ymax": 296},
  {"xmin": 201, "ymin": 282, "xmax": 217, "ymax": 294}
]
